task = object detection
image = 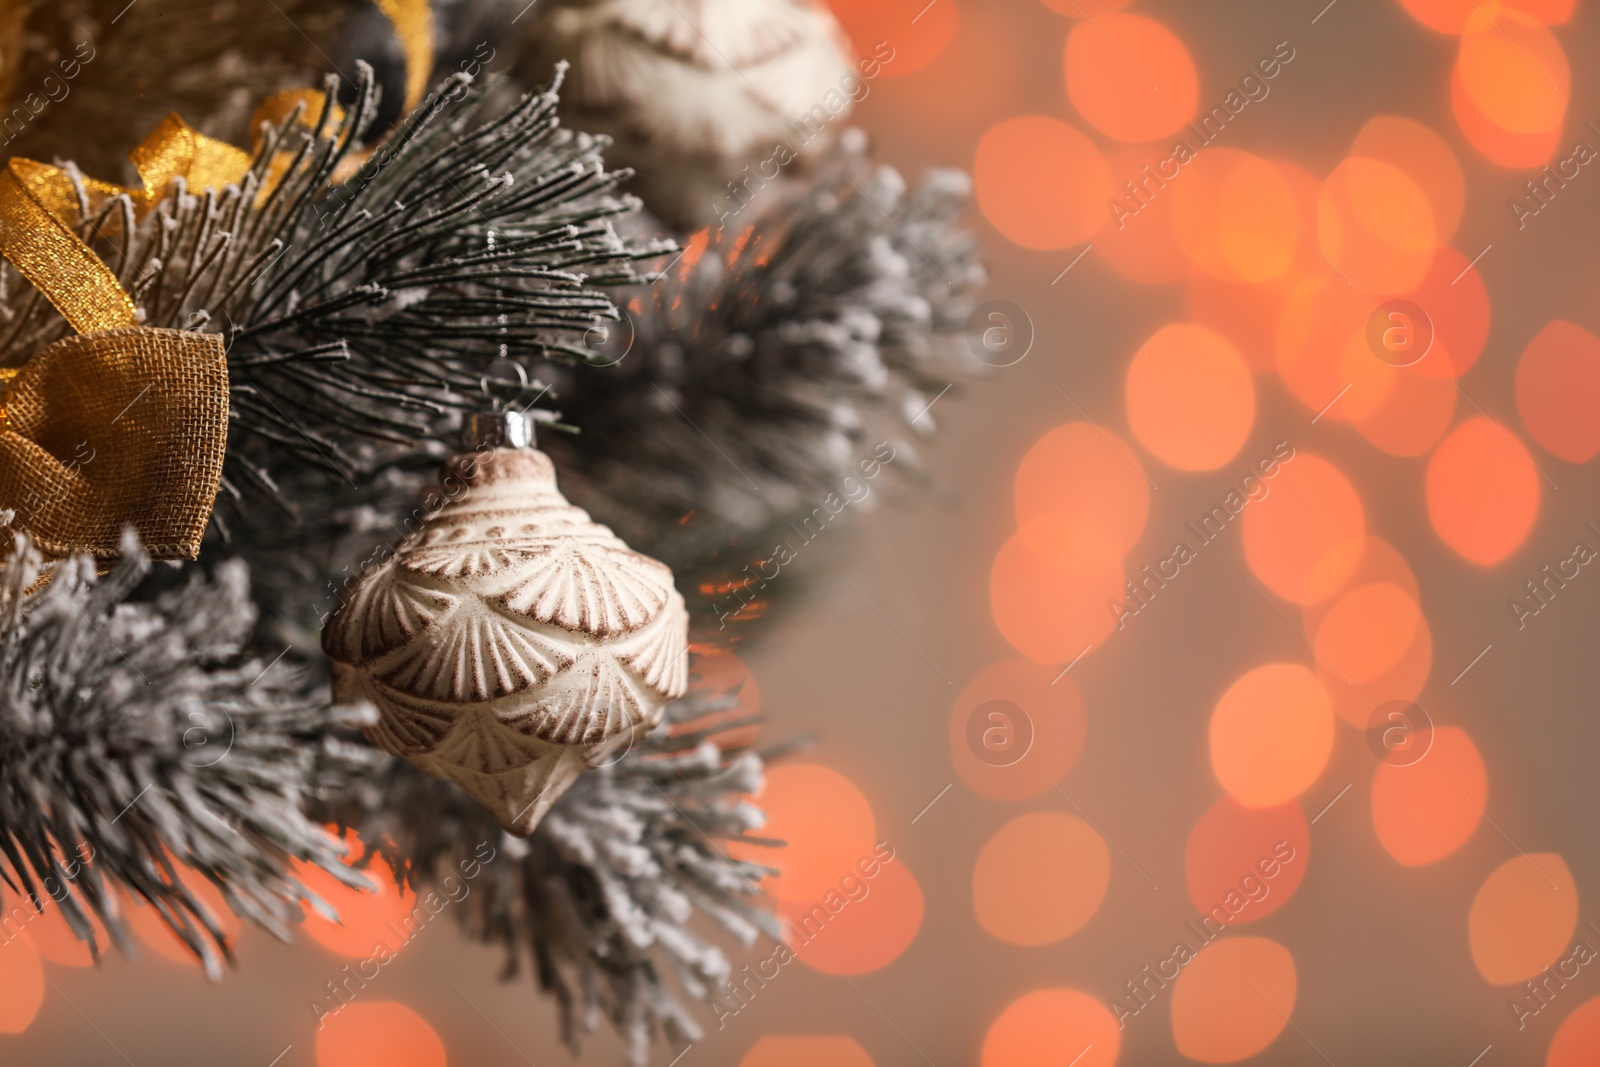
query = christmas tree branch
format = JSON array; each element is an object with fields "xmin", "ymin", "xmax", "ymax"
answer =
[
  {"xmin": 0, "ymin": 529, "xmax": 384, "ymax": 977},
  {"xmin": 0, "ymin": 64, "xmax": 674, "ymax": 503},
  {"xmin": 326, "ymin": 664, "xmax": 776, "ymax": 1066}
]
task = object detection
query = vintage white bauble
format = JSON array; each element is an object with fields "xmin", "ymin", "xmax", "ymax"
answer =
[
  {"xmin": 322, "ymin": 413, "xmax": 689, "ymax": 835},
  {"xmin": 522, "ymin": 0, "xmax": 855, "ymax": 228}
]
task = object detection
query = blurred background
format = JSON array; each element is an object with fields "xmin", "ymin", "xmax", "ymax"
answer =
[{"xmin": 8, "ymin": 0, "xmax": 1600, "ymax": 1064}]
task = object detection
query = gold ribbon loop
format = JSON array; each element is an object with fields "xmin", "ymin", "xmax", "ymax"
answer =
[
  {"xmin": 0, "ymin": 112, "xmax": 259, "ymax": 258},
  {"xmin": 9, "ymin": 98, "xmax": 332, "ymax": 243},
  {"xmin": 0, "ymin": 159, "xmax": 137, "ymax": 334},
  {"xmin": 129, "ymin": 113, "xmax": 254, "ymax": 209}
]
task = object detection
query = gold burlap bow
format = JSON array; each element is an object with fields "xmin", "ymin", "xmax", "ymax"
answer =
[
  {"xmin": 0, "ymin": 0, "xmax": 434, "ymax": 561},
  {"xmin": 0, "ymin": 93, "xmax": 345, "ymax": 561},
  {"xmin": 0, "ymin": 156, "xmax": 228, "ymax": 561},
  {"xmin": 0, "ymin": 70, "xmax": 340, "ymax": 564}
]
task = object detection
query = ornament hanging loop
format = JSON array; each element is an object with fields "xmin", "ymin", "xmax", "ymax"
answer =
[
  {"xmin": 477, "ymin": 356, "xmax": 527, "ymax": 411},
  {"xmin": 470, "ymin": 357, "xmax": 534, "ymax": 449}
]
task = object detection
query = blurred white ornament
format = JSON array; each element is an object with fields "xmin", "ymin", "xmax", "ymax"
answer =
[
  {"xmin": 523, "ymin": 0, "xmax": 855, "ymax": 228},
  {"xmin": 323, "ymin": 411, "xmax": 689, "ymax": 834}
]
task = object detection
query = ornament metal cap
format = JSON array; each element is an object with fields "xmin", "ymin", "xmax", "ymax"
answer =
[{"xmin": 461, "ymin": 409, "xmax": 535, "ymax": 451}]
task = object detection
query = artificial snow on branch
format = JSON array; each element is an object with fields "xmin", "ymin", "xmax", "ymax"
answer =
[
  {"xmin": 0, "ymin": 64, "xmax": 673, "ymax": 519},
  {"xmin": 328, "ymin": 666, "xmax": 778, "ymax": 1066},
  {"xmin": 0, "ymin": 528, "xmax": 382, "ymax": 977},
  {"xmin": 544, "ymin": 129, "xmax": 987, "ymax": 592}
]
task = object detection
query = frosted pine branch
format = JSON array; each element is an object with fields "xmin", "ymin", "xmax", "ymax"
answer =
[
  {"xmin": 326, "ymin": 660, "xmax": 777, "ymax": 1066},
  {"xmin": 0, "ymin": 530, "xmax": 383, "ymax": 978},
  {"xmin": 543, "ymin": 129, "xmax": 987, "ymax": 592},
  {"xmin": 0, "ymin": 64, "xmax": 673, "ymax": 514}
]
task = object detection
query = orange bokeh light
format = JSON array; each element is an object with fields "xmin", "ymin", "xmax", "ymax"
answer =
[
  {"xmin": 1469, "ymin": 853, "xmax": 1579, "ymax": 985},
  {"xmin": 1513, "ymin": 0, "xmax": 1579, "ymax": 23},
  {"xmin": 1351, "ymin": 116, "xmax": 1465, "ymax": 243},
  {"xmin": 1548, "ymin": 995, "xmax": 1600, "ymax": 1067},
  {"xmin": 1318, "ymin": 157, "xmax": 1437, "ymax": 295},
  {"xmin": 315, "ymin": 1001, "xmax": 446, "ymax": 1067},
  {"xmin": 1171, "ymin": 936, "xmax": 1297, "ymax": 1063},
  {"xmin": 0, "ymin": 933, "xmax": 44, "ymax": 1034},
  {"xmin": 991, "ymin": 525, "xmax": 1123, "ymax": 664},
  {"xmin": 973, "ymin": 812, "xmax": 1109, "ymax": 946},
  {"xmin": 985, "ymin": 521, "xmax": 1126, "ymax": 662},
  {"xmin": 1450, "ymin": 64, "xmax": 1563, "ymax": 168},
  {"xmin": 1274, "ymin": 274, "xmax": 1385, "ymax": 421},
  {"xmin": 1211, "ymin": 158, "xmax": 1303, "ymax": 285},
  {"xmin": 1302, "ymin": 539, "xmax": 1434, "ymax": 728},
  {"xmin": 1450, "ymin": 9, "xmax": 1569, "ymax": 167},
  {"xmin": 1351, "ymin": 364, "xmax": 1458, "ymax": 457},
  {"xmin": 783, "ymin": 856, "xmax": 923, "ymax": 974},
  {"xmin": 1209, "ymin": 664, "xmax": 1335, "ymax": 809},
  {"xmin": 1314, "ymin": 582, "xmax": 1422, "ymax": 683},
  {"xmin": 736, "ymin": 764, "xmax": 876, "ymax": 904},
  {"xmin": 1426, "ymin": 418, "xmax": 1541, "ymax": 566},
  {"xmin": 1371, "ymin": 726, "xmax": 1486, "ymax": 867},
  {"xmin": 1517, "ymin": 320, "xmax": 1600, "ymax": 463},
  {"xmin": 982, "ymin": 988, "xmax": 1121, "ymax": 1067},
  {"xmin": 1097, "ymin": 144, "xmax": 1191, "ymax": 285},
  {"xmin": 975, "ymin": 116, "xmax": 1109, "ymax": 249},
  {"xmin": 948, "ymin": 660, "xmax": 1088, "ymax": 801},
  {"xmin": 1309, "ymin": 535, "xmax": 1418, "ymax": 605},
  {"xmin": 1065, "ymin": 13, "xmax": 1198, "ymax": 142},
  {"xmin": 1016, "ymin": 422, "xmax": 1150, "ymax": 558},
  {"xmin": 1013, "ymin": 508, "xmax": 1125, "ymax": 582},
  {"xmin": 1457, "ymin": 10, "xmax": 1568, "ymax": 135},
  {"xmin": 741, "ymin": 1036, "xmax": 873, "ymax": 1067},
  {"xmin": 1185, "ymin": 797, "xmax": 1309, "ymax": 924},
  {"xmin": 1275, "ymin": 159, "xmax": 1333, "ymax": 275},
  {"xmin": 1399, "ymin": 0, "xmax": 1574, "ymax": 33},
  {"xmin": 1241, "ymin": 453, "xmax": 1366, "ymax": 605},
  {"xmin": 1126, "ymin": 324, "xmax": 1256, "ymax": 471},
  {"xmin": 1335, "ymin": 343, "xmax": 1404, "ymax": 426},
  {"xmin": 1323, "ymin": 610, "xmax": 1433, "ymax": 730},
  {"xmin": 1173, "ymin": 150, "xmax": 1301, "ymax": 285},
  {"xmin": 826, "ymin": 0, "xmax": 959, "ymax": 79},
  {"xmin": 1402, "ymin": 245, "xmax": 1492, "ymax": 381}
]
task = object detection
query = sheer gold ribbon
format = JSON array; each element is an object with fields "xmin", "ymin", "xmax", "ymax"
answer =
[{"xmin": 15, "ymin": 100, "xmax": 328, "ymax": 230}]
